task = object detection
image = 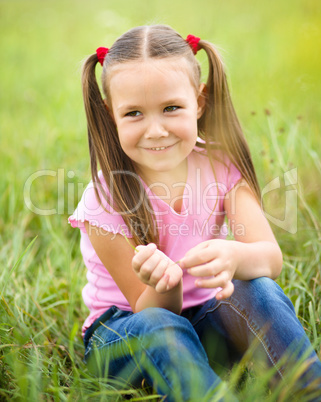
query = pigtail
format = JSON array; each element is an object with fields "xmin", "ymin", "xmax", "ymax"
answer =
[
  {"xmin": 81, "ymin": 54, "xmax": 157, "ymax": 246},
  {"xmin": 82, "ymin": 54, "xmax": 114, "ymax": 183},
  {"xmin": 197, "ymin": 40, "xmax": 261, "ymax": 201}
]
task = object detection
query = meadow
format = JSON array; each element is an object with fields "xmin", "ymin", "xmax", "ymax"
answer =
[{"xmin": 0, "ymin": 0, "xmax": 320, "ymax": 400}]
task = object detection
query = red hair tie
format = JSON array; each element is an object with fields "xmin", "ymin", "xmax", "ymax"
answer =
[
  {"xmin": 186, "ymin": 34, "xmax": 201, "ymax": 55},
  {"xmin": 96, "ymin": 47, "xmax": 109, "ymax": 66}
]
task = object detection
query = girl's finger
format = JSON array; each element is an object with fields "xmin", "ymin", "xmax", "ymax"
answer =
[
  {"xmin": 215, "ymin": 281, "xmax": 235, "ymax": 300},
  {"xmin": 166, "ymin": 273, "xmax": 182, "ymax": 290},
  {"xmin": 149, "ymin": 258, "xmax": 169, "ymax": 287},
  {"xmin": 155, "ymin": 274, "xmax": 170, "ymax": 293},
  {"xmin": 180, "ymin": 244, "xmax": 217, "ymax": 269},
  {"xmin": 132, "ymin": 243, "xmax": 157, "ymax": 272},
  {"xmin": 155, "ymin": 262, "xmax": 182, "ymax": 293},
  {"xmin": 195, "ymin": 270, "xmax": 230, "ymax": 289},
  {"xmin": 138, "ymin": 252, "xmax": 162, "ymax": 280},
  {"xmin": 186, "ymin": 261, "xmax": 220, "ymax": 277},
  {"xmin": 166, "ymin": 265, "xmax": 183, "ymax": 289}
]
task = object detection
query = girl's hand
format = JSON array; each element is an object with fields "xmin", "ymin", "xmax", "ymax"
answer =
[
  {"xmin": 179, "ymin": 240, "xmax": 238, "ymax": 300},
  {"xmin": 132, "ymin": 243, "xmax": 182, "ymax": 293}
]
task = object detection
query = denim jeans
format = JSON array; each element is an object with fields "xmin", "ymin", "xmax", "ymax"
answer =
[{"xmin": 84, "ymin": 278, "xmax": 321, "ymax": 401}]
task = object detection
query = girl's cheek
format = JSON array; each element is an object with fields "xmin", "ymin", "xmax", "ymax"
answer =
[{"xmin": 177, "ymin": 121, "xmax": 198, "ymax": 138}]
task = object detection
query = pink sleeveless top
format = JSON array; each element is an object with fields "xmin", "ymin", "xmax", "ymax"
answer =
[{"xmin": 69, "ymin": 148, "xmax": 242, "ymax": 336}]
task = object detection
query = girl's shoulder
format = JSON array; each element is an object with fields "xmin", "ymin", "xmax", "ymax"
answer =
[
  {"xmin": 68, "ymin": 171, "xmax": 132, "ymax": 237},
  {"xmin": 192, "ymin": 141, "xmax": 236, "ymax": 170},
  {"xmin": 191, "ymin": 141, "xmax": 242, "ymax": 187}
]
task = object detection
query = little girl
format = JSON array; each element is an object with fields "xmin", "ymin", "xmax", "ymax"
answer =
[{"xmin": 69, "ymin": 25, "xmax": 321, "ymax": 400}]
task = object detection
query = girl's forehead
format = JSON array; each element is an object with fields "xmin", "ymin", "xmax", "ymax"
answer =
[
  {"xmin": 106, "ymin": 57, "xmax": 200, "ymax": 109},
  {"xmin": 107, "ymin": 57, "xmax": 197, "ymax": 86}
]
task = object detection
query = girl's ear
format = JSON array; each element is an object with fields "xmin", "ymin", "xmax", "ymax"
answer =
[{"xmin": 197, "ymin": 83, "xmax": 207, "ymax": 119}]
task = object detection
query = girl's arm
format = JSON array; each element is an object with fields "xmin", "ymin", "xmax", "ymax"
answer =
[
  {"xmin": 179, "ymin": 180, "xmax": 283, "ymax": 300},
  {"xmin": 84, "ymin": 222, "xmax": 183, "ymax": 314},
  {"xmin": 225, "ymin": 179, "xmax": 283, "ymax": 279},
  {"xmin": 131, "ymin": 243, "xmax": 183, "ymax": 313}
]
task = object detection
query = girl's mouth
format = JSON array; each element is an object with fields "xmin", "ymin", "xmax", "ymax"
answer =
[
  {"xmin": 145, "ymin": 143, "xmax": 177, "ymax": 152},
  {"xmin": 148, "ymin": 146, "xmax": 169, "ymax": 151}
]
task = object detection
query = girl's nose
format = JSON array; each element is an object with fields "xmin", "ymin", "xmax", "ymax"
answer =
[{"xmin": 144, "ymin": 118, "xmax": 168, "ymax": 139}]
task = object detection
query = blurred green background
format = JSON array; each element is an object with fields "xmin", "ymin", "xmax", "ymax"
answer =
[
  {"xmin": 1, "ymin": 0, "xmax": 320, "ymax": 219},
  {"xmin": 0, "ymin": 0, "xmax": 320, "ymax": 399}
]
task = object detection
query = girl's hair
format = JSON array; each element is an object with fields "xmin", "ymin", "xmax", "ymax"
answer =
[{"xmin": 82, "ymin": 24, "xmax": 260, "ymax": 246}]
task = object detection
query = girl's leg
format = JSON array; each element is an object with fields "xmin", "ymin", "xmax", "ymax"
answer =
[
  {"xmin": 191, "ymin": 277, "xmax": 321, "ymax": 397},
  {"xmin": 84, "ymin": 306, "xmax": 222, "ymax": 402}
]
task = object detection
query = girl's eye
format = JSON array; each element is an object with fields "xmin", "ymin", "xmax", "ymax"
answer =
[
  {"xmin": 125, "ymin": 111, "xmax": 141, "ymax": 117},
  {"xmin": 164, "ymin": 106, "xmax": 179, "ymax": 113}
]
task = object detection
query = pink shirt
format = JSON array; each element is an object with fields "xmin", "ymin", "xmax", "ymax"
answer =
[{"xmin": 68, "ymin": 148, "xmax": 242, "ymax": 336}]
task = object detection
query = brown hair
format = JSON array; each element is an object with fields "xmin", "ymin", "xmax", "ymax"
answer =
[{"xmin": 81, "ymin": 25, "xmax": 260, "ymax": 246}]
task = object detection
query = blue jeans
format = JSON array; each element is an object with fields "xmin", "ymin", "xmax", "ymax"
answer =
[{"xmin": 84, "ymin": 278, "xmax": 321, "ymax": 401}]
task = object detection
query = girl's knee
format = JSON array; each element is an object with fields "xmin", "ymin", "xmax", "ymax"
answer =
[
  {"xmin": 128, "ymin": 307, "xmax": 186, "ymax": 332},
  {"xmin": 234, "ymin": 277, "xmax": 279, "ymax": 297},
  {"xmin": 232, "ymin": 277, "xmax": 295, "ymax": 312},
  {"xmin": 127, "ymin": 307, "xmax": 197, "ymax": 344}
]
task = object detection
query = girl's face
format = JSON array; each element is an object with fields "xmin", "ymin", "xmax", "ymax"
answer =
[{"xmin": 108, "ymin": 57, "xmax": 205, "ymax": 183}]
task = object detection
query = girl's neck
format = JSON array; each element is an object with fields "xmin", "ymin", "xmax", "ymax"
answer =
[
  {"xmin": 137, "ymin": 158, "xmax": 187, "ymax": 187},
  {"xmin": 136, "ymin": 159, "xmax": 188, "ymax": 213}
]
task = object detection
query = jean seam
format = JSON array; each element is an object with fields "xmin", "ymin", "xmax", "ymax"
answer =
[
  {"xmin": 193, "ymin": 300, "xmax": 283, "ymax": 380},
  {"xmin": 192, "ymin": 302, "xmax": 222, "ymax": 327},
  {"xmin": 84, "ymin": 333, "xmax": 106, "ymax": 357},
  {"xmin": 85, "ymin": 330, "xmax": 125, "ymax": 358},
  {"xmin": 223, "ymin": 301, "xmax": 283, "ymax": 379},
  {"xmin": 93, "ymin": 332, "xmax": 105, "ymax": 344}
]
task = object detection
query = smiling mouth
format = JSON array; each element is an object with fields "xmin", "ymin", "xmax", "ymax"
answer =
[{"xmin": 146, "ymin": 144, "xmax": 174, "ymax": 151}]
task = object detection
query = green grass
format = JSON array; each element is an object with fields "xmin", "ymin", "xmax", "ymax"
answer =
[{"xmin": 0, "ymin": 0, "xmax": 320, "ymax": 400}]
